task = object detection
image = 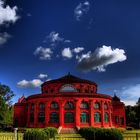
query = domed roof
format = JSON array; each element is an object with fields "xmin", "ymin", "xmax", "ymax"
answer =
[{"xmin": 42, "ymin": 73, "xmax": 97, "ymax": 86}]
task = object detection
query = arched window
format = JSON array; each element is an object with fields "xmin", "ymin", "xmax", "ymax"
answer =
[
  {"xmin": 50, "ymin": 102, "xmax": 59, "ymax": 109},
  {"xmin": 120, "ymin": 117, "xmax": 124, "ymax": 125},
  {"xmin": 64, "ymin": 112, "xmax": 74, "ymax": 123},
  {"xmin": 104, "ymin": 112, "xmax": 109, "ymax": 122},
  {"xmin": 38, "ymin": 112, "xmax": 45, "ymax": 123},
  {"xmin": 80, "ymin": 101, "xmax": 88, "ymax": 109},
  {"xmin": 65, "ymin": 101, "xmax": 74, "ymax": 110},
  {"xmin": 60, "ymin": 84, "xmax": 77, "ymax": 92},
  {"xmin": 80, "ymin": 112, "xmax": 89, "ymax": 123},
  {"xmin": 94, "ymin": 112, "xmax": 101, "ymax": 122},
  {"xmin": 104, "ymin": 103, "xmax": 108, "ymax": 110},
  {"xmin": 30, "ymin": 113, "xmax": 34, "ymax": 123},
  {"xmin": 31, "ymin": 103, "xmax": 34, "ymax": 110},
  {"xmin": 94, "ymin": 102, "xmax": 100, "ymax": 109},
  {"xmin": 50, "ymin": 112, "xmax": 59, "ymax": 123},
  {"xmin": 39, "ymin": 103, "xmax": 45, "ymax": 110}
]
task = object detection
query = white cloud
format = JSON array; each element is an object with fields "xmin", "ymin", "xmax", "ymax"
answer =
[
  {"xmin": 0, "ymin": 0, "xmax": 18, "ymax": 25},
  {"xmin": 44, "ymin": 31, "xmax": 71, "ymax": 46},
  {"xmin": 46, "ymin": 31, "xmax": 64, "ymax": 46},
  {"xmin": 0, "ymin": 32, "xmax": 11, "ymax": 45},
  {"xmin": 38, "ymin": 73, "xmax": 48, "ymax": 79},
  {"xmin": 17, "ymin": 79, "xmax": 43, "ymax": 88},
  {"xmin": 64, "ymin": 40, "xmax": 71, "ymax": 43},
  {"xmin": 73, "ymin": 47, "xmax": 84, "ymax": 53},
  {"xmin": 62, "ymin": 47, "xmax": 73, "ymax": 59},
  {"xmin": 120, "ymin": 84, "xmax": 140, "ymax": 106},
  {"xmin": 74, "ymin": 1, "xmax": 90, "ymax": 21},
  {"xmin": 34, "ymin": 46, "xmax": 53, "ymax": 60},
  {"xmin": 77, "ymin": 45, "xmax": 127, "ymax": 72}
]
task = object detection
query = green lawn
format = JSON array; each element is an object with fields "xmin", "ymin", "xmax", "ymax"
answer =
[
  {"xmin": 123, "ymin": 130, "xmax": 140, "ymax": 140},
  {"xmin": 0, "ymin": 133, "xmax": 23, "ymax": 140}
]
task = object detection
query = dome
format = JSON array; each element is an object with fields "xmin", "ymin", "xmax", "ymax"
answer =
[{"xmin": 42, "ymin": 73, "xmax": 97, "ymax": 86}]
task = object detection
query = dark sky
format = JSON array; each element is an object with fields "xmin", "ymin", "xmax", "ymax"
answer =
[{"xmin": 0, "ymin": 0, "xmax": 140, "ymax": 105}]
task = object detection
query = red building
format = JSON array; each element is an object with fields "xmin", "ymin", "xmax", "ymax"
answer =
[{"xmin": 14, "ymin": 74, "xmax": 126, "ymax": 128}]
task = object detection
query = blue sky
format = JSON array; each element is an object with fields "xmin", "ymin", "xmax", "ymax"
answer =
[{"xmin": 0, "ymin": 0, "xmax": 140, "ymax": 105}]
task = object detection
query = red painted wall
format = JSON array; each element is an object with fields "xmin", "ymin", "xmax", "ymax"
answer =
[{"xmin": 14, "ymin": 75, "xmax": 126, "ymax": 128}]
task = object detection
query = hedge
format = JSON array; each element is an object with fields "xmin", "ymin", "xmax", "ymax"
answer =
[
  {"xmin": 79, "ymin": 127, "xmax": 123, "ymax": 140},
  {"xmin": 23, "ymin": 127, "xmax": 57, "ymax": 140}
]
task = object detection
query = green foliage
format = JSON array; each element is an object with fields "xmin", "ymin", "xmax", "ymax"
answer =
[
  {"xmin": 79, "ymin": 127, "xmax": 123, "ymax": 140},
  {"xmin": 23, "ymin": 129, "xmax": 49, "ymax": 140},
  {"xmin": 0, "ymin": 83, "xmax": 14, "ymax": 127},
  {"xmin": 45, "ymin": 127, "xmax": 57, "ymax": 138},
  {"xmin": 23, "ymin": 127, "xmax": 57, "ymax": 140}
]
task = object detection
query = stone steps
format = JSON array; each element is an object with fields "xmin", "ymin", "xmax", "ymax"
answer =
[
  {"xmin": 55, "ymin": 134, "xmax": 85, "ymax": 140},
  {"xmin": 60, "ymin": 128, "xmax": 78, "ymax": 134}
]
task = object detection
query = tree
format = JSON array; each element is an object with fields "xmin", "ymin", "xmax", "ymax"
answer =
[
  {"xmin": 0, "ymin": 83, "xmax": 15, "ymax": 105},
  {"xmin": 0, "ymin": 83, "xmax": 15, "ymax": 126}
]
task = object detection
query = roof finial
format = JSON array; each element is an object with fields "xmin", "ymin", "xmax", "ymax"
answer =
[{"xmin": 68, "ymin": 72, "xmax": 71, "ymax": 76}]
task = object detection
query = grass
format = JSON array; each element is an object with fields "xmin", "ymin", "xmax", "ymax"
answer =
[
  {"xmin": 123, "ymin": 130, "xmax": 140, "ymax": 140},
  {"xmin": 0, "ymin": 132, "xmax": 23, "ymax": 140}
]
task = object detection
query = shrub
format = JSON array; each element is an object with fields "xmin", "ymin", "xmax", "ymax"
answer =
[
  {"xmin": 79, "ymin": 127, "xmax": 123, "ymax": 140},
  {"xmin": 23, "ymin": 129, "xmax": 49, "ymax": 140},
  {"xmin": 45, "ymin": 127, "xmax": 57, "ymax": 138}
]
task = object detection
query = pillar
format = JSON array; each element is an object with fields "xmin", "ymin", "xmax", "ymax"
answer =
[
  {"xmin": 34, "ymin": 102, "xmax": 39, "ymax": 127},
  {"xmin": 59, "ymin": 100, "xmax": 64, "ymax": 127},
  {"xmin": 101, "ymin": 101, "xmax": 104, "ymax": 127},
  {"xmin": 45, "ymin": 101, "xmax": 49, "ymax": 127},
  {"xmin": 109, "ymin": 103, "xmax": 112, "ymax": 127},
  {"xmin": 27, "ymin": 103, "xmax": 31, "ymax": 127},
  {"xmin": 75, "ymin": 99, "xmax": 80, "ymax": 127},
  {"xmin": 89, "ymin": 100, "xmax": 94, "ymax": 126}
]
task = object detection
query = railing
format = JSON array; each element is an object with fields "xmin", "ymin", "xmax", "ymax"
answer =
[{"xmin": 123, "ymin": 133, "xmax": 140, "ymax": 140}]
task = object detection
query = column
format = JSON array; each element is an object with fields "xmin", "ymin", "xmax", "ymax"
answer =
[
  {"xmin": 34, "ymin": 102, "xmax": 39, "ymax": 127},
  {"xmin": 109, "ymin": 104, "xmax": 112, "ymax": 127},
  {"xmin": 75, "ymin": 99, "xmax": 80, "ymax": 127},
  {"xmin": 27, "ymin": 103, "xmax": 31, "ymax": 127},
  {"xmin": 59, "ymin": 100, "xmax": 64, "ymax": 127},
  {"xmin": 101, "ymin": 101, "xmax": 104, "ymax": 127},
  {"xmin": 45, "ymin": 101, "xmax": 49, "ymax": 127},
  {"xmin": 89, "ymin": 100, "xmax": 94, "ymax": 126}
]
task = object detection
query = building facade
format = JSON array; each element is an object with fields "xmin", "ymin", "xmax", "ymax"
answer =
[{"xmin": 14, "ymin": 74, "xmax": 126, "ymax": 128}]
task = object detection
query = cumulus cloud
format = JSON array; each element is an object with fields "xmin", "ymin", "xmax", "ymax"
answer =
[
  {"xmin": 17, "ymin": 79, "xmax": 43, "ymax": 88},
  {"xmin": 34, "ymin": 46, "xmax": 53, "ymax": 60},
  {"xmin": 0, "ymin": 0, "xmax": 18, "ymax": 25},
  {"xmin": 73, "ymin": 47, "xmax": 84, "ymax": 53},
  {"xmin": 44, "ymin": 31, "xmax": 71, "ymax": 46},
  {"xmin": 0, "ymin": 32, "xmax": 11, "ymax": 45},
  {"xmin": 119, "ymin": 84, "xmax": 140, "ymax": 106},
  {"xmin": 74, "ymin": 1, "xmax": 90, "ymax": 21},
  {"xmin": 38, "ymin": 73, "xmax": 48, "ymax": 79},
  {"xmin": 62, "ymin": 47, "xmax": 73, "ymax": 59},
  {"xmin": 77, "ymin": 45, "xmax": 127, "ymax": 72}
]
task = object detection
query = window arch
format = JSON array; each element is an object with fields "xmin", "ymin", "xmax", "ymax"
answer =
[
  {"xmin": 30, "ymin": 113, "xmax": 34, "ymax": 123},
  {"xmin": 64, "ymin": 112, "xmax": 74, "ymax": 123},
  {"xmin": 60, "ymin": 84, "xmax": 77, "ymax": 92},
  {"xmin": 39, "ymin": 103, "xmax": 45, "ymax": 110},
  {"xmin": 80, "ymin": 112, "xmax": 89, "ymax": 123},
  {"xmin": 64, "ymin": 101, "xmax": 74, "ymax": 110},
  {"xmin": 31, "ymin": 103, "xmax": 34, "ymax": 110},
  {"xmin": 94, "ymin": 102, "xmax": 100, "ymax": 109},
  {"xmin": 94, "ymin": 112, "xmax": 101, "ymax": 122},
  {"xmin": 80, "ymin": 101, "xmax": 88, "ymax": 109},
  {"xmin": 104, "ymin": 112, "xmax": 109, "ymax": 122},
  {"xmin": 38, "ymin": 112, "xmax": 45, "ymax": 123},
  {"xmin": 50, "ymin": 102, "xmax": 59, "ymax": 109},
  {"xmin": 50, "ymin": 112, "xmax": 59, "ymax": 123},
  {"xmin": 104, "ymin": 103, "xmax": 108, "ymax": 110}
]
